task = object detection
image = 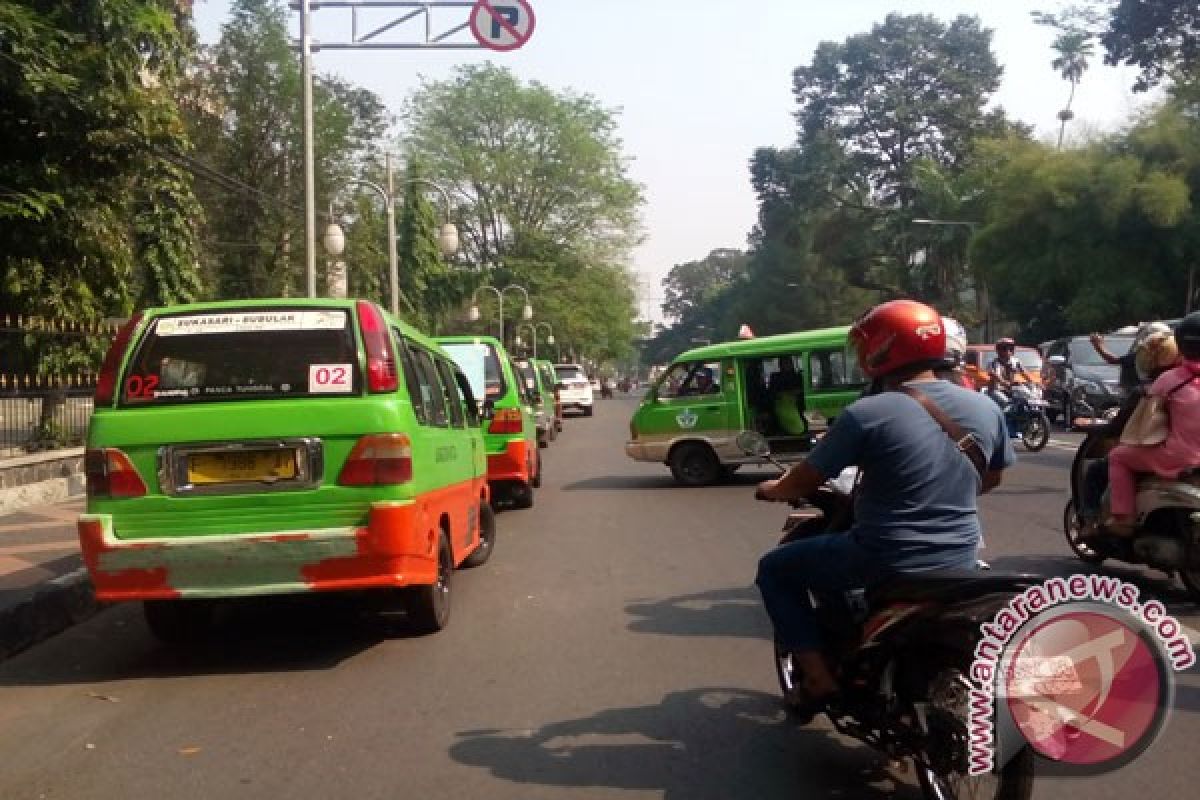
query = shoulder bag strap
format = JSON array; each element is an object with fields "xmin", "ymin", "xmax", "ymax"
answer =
[{"xmin": 897, "ymin": 386, "xmax": 989, "ymax": 482}]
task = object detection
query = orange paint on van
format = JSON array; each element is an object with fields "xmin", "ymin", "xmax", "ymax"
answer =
[{"xmin": 487, "ymin": 439, "xmax": 533, "ymax": 483}]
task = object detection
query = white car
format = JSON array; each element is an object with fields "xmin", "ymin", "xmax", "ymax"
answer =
[{"xmin": 555, "ymin": 363, "xmax": 594, "ymax": 417}]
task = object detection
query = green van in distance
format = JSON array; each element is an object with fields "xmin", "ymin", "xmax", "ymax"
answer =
[
  {"xmin": 77, "ymin": 299, "xmax": 494, "ymax": 641},
  {"xmin": 516, "ymin": 357, "xmax": 557, "ymax": 448},
  {"xmin": 626, "ymin": 326, "xmax": 865, "ymax": 486},
  {"xmin": 436, "ymin": 336, "xmax": 541, "ymax": 509}
]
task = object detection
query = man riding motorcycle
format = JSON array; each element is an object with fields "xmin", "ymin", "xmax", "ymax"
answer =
[
  {"xmin": 754, "ymin": 300, "xmax": 1015, "ymax": 715},
  {"xmin": 986, "ymin": 337, "xmax": 1027, "ymax": 408}
]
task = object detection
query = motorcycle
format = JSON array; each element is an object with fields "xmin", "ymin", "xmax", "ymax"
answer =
[
  {"xmin": 1062, "ymin": 413, "xmax": 1200, "ymax": 601},
  {"xmin": 739, "ymin": 432, "xmax": 1037, "ymax": 800},
  {"xmin": 1002, "ymin": 377, "xmax": 1050, "ymax": 452}
]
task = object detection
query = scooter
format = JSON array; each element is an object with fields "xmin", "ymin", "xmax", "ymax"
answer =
[
  {"xmin": 739, "ymin": 432, "xmax": 1037, "ymax": 800},
  {"xmin": 1062, "ymin": 409, "xmax": 1200, "ymax": 601},
  {"xmin": 1004, "ymin": 377, "xmax": 1050, "ymax": 452}
]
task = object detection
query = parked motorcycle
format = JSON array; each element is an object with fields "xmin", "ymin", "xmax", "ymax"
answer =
[
  {"xmin": 1062, "ymin": 417, "xmax": 1200, "ymax": 600},
  {"xmin": 738, "ymin": 432, "xmax": 1037, "ymax": 800},
  {"xmin": 1003, "ymin": 377, "xmax": 1050, "ymax": 452}
]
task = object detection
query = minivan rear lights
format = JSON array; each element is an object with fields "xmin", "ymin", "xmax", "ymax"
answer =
[
  {"xmin": 356, "ymin": 301, "xmax": 398, "ymax": 393},
  {"xmin": 85, "ymin": 448, "xmax": 148, "ymax": 498},
  {"xmin": 488, "ymin": 408, "xmax": 524, "ymax": 435},
  {"xmin": 339, "ymin": 434, "xmax": 413, "ymax": 486}
]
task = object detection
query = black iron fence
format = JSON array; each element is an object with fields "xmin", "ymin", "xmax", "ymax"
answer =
[{"xmin": 1, "ymin": 315, "xmax": 117, "ymax": 457}]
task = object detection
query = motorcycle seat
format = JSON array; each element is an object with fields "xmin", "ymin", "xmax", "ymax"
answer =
[{"xmin": 867, "ymin": 570, "xmax": 1040, "ymax": 608}]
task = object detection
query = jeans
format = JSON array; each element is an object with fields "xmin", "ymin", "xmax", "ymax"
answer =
[{"xmin": 755, "ymin": 532, "xmax": 883, "ymax": 651}]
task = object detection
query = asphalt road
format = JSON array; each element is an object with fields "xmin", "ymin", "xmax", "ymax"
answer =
[{"xmin": 1, "ymin": 396, "xmax": 1198, "ymax": 799}]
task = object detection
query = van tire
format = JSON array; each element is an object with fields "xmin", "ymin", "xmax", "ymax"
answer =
[
  {"xmin": 532, "ymin": 455, "xmax": 543, "ymax": 488},
  {"xmin": 510, "ymin": 481, "xmax": 535, "ymax": 509},
  {"xmin": 669, "ymin": 442, "xmax": 721, "ymax": 487},
  {"xmin": 461, "ymin": 502, "xmax": 496, "ymax": 568},
  {"xmin": 583, "ymin": 406, "xmax": 594, "ymax": 417},
  {"xmin": 407, "ymin": 531, "xmax": 453, "ymax": 634},
  {"xmin": 143, "ymin": 599, "xmax": 216, "ymax": 644}
]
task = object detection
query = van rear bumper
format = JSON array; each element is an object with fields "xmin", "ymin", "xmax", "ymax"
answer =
[
  {"xmin": 77, "ymin": 502, "xmax": 439, "ymax": 601},
  {"xmin": 486, "ymin": 440, "xmax": 531, "ymax": 483}
]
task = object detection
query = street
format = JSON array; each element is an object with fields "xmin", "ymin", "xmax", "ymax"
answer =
[{"xmin": 1, "ymin": 395, "xmax": 1198, "ymax": 799}]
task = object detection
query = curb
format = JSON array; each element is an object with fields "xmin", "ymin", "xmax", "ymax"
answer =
[{"xmin": 0, "ymin": 569, "xmax": 106, "ymax": 663}]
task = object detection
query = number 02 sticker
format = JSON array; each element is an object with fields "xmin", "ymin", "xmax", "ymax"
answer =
[{"xmin": 309, "ymin": 364, "xmax": 353, "ymax": 393}]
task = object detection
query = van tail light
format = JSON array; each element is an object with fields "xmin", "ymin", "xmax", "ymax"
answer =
[
  {"xmin": 85, "ymin": 448, "xmax": 148, "ymax": 498},
  {"xmin": 339, "ymin": 434, "xmax": 413, "ymax": 486},
  {"xmin": 356, "ymin": 300, "xmax": 398, "ymax": 393},
  {"xmin": 94, "ymin": 313, "xmax": 144, "ymax": 406},
  {"xmin": 488, "ymin": 408, "xmax": 524, "ymax": 435}
]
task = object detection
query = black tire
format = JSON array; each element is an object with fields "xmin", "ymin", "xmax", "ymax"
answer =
[
  {"xmin": 1179, "ymin": 566, "xmax": 1200, "ymax": 602},
  {"xmin": 1064, "ymin": 395, "xmax": 1076, "ymax": 430},
  {"xmin": 1063, "ymin": 499, "xmax": 1106, "ymax": 564},
  {"xmin": 461, "ymin": 502, "xmax": 496, "ymax": 568},
  {"xmin": 1020, "ymin": 412, "xmax": 1050, "ymax": 452},
  {"xmin": 916, "ymin": 658, "xmax": 1035, "ymax": 800},
  {"xmin": 719, "ymin": 465, "xmax": 741, "ymax": 481},
  {"xmin": 531, "ymin": 454, "xmax": 543, "ymax": 488},
  {"xmin": 406, "ymin": 531, "xmax": 452, "ymax": 634},
  {"xmin": 143, "ymin": 599, "xmax": 217, "ymax": 644},
  {"xmin": 669, "ymin": 442, "xmax": 721, "ymax": 487},
  {"xmin": 537, "ymin": 431, "xmax": 548, "ymax": 449},
  {"xmin": 510, "ymin": 481, "xmax": 535, "ymax": 509},
  {"xmin": 583, "ymin": 406, "xmax": 594, "ymax": 417}
]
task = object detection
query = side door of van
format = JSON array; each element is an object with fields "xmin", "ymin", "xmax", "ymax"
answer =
[
  {"xmin": 647, "ymin": 359, "xmax": 734, "ymax": 438},
  {"xmin": 805, "ymin": 345, "xmax": 866, "ymax": 428}
]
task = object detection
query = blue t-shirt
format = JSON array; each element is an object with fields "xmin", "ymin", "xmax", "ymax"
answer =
[{"xmin": 806, "ymin": 379, "xmax": 1014, "ymax": 571}]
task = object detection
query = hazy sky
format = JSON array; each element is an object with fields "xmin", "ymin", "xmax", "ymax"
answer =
[{"xmin": 193, "ymin": 0, "xmax": 1153, "ymax": 320}]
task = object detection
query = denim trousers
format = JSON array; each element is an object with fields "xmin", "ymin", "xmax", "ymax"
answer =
[{"xmin": 754, "ymin": 532, "xmax": 882, "ymax": 651}]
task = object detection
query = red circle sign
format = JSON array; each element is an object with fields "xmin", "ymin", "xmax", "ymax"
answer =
[{"xmin": 469, "ymin": 0, "xmax": 536, "ymax": 52}]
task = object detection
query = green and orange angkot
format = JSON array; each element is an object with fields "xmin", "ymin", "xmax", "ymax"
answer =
[
  {"xmin": 435, "ymin": 336, "xmax": 541, "ymax": 509},
  {"xmin": 79, "ymin": 299, "xmax": 491, "ymax": 635},
  {"xmin": 627, "ymin": 326, "xmax": 865, "ymax": 486}
]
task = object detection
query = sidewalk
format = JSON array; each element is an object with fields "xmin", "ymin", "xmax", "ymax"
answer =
[{"xmin": 0, "ymin": 497, "xmax": 101, "ymax": 661}]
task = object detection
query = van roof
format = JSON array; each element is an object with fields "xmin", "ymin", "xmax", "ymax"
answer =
[
  {"xmin": 674, "ymin": 326, "xmax": 853, "ymax": 362},
  {"xmin": 141, "ymin": 297, "xmax": 445, "ymax": 353}
]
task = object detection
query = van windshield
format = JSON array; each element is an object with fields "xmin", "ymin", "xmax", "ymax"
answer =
[
  {"xmin": 442, "ymin": 342, "xmax": 506, "ymax": 401},
  {"xmin": 121, "ymin": 309, "xmax": 361, "ymax": 405}
]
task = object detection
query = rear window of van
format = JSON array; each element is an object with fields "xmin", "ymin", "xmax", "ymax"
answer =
[
  {"xmin": 442, "ymin": 342, "xmax": 507, "ymax": 401},
  {"xmin": 120, "ymin": 309, "xmax": 361, "ymax": 405}
]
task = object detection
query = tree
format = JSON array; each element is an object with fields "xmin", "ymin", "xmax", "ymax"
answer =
[
  {"xmin": 402, "ymin": 63, "xmax": 644, "ymax": 266},
  {"xmin": 1052, "ymin": 32, "xmax": 1096, "ymax": 147},
  {"xmin": 1, "ymin": 0, "xmax": 203, "ymax": 348}
]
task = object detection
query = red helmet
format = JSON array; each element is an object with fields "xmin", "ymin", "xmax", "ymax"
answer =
[{"xmin": 851, "ymin": 300, "xmax": 946, "ymax": 379}]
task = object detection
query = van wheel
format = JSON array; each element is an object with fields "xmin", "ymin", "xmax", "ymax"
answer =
[
  {"xmin": 461, "ymin": 502, "xmax": 496, "ymax": 568},
  {"xmin": 407, "ymin": 532, "xmax": 452, "ymax": 634},
  {"xmin": 670, "ymin": 443, "xmax": 721, "ymax": 487},
  {"xmin": 532, "ymin": 454, "xmax": 543, "ymax": 488},
  {"xmin": 510, "ymin": 481, "xmax": 535, "ymax": 509},
  {"xmin": 143, "ymin": 599, "xmax": 216, "ymax": 644},
  {"xmin": 583, "ymin": 406, "xmax": 594, "ymax": 417}
]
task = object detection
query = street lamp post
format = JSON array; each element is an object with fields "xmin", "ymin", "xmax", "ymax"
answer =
[
  {"xmin": 322, "ymin": 154, "xmax": 459, "ymax": 315},
  {"xmin": 468, "ymin": 285, "xmax": 533, "ymax": 345},
  {"xmin": 515, "ymin": 322, "xmax": 555, "ymax": 360}
]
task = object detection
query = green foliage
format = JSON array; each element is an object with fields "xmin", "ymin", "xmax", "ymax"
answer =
[{"xmin": 0, "ymin": 0, "xmax": 202, "ymax": 371}]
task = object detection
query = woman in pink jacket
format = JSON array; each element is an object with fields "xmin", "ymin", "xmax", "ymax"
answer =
[{"xmin": 1107, "ymin": 313, "xmax": 1200, "ymax": 532}]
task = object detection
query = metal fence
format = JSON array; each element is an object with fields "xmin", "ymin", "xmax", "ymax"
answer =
[{"xmin": 1, "ymin": 315, "xmax": 115, "ymax": 458}]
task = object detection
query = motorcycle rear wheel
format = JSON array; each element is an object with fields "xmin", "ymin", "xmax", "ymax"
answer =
[
  {"xmin": 917, "ymin": 665, "xmax": 1034, "ymax": 800},
  {"xmin": 1063, "ymin": 500, "xmax": 1106, "ymax": 564}
]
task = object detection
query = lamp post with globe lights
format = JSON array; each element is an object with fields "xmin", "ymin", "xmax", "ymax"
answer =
[
  {"xmin": 515, "ymin": 322, "xmax": 555, "ymax": 360},
  {"xmin": 468, "ymin": 285, "xmax": 533, "ymax": 346}
]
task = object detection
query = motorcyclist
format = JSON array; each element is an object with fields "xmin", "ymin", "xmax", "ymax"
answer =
[
  {"xmin": 986, "ymin": 338, "xmax": 1027, "ymax": 408},
  {"xmin": 754, "ymin": 300, "xmax": 1014, "ymax": 715}
]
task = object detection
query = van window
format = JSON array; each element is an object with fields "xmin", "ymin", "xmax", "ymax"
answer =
[
  {"xmin": 442, "ymin": 342, "xmax": 507, "ymax": 401},
  {"xmin": 659, "ymin": 361, "xmax": 722, "ymax": 398},
  {"xmin": 435, "ymin": 359, "xmax": 466, "ymax": 428},
  {"xmin": 121, "ymin": 308, "xmax": 359, "ymax": 405},
  {"xmin": 413, "ymin": 348, "xmax": 450, "ymax": 427},
  {"xmin": 398, "ymin": 334, "xmax": 429, "ymax": 424},
  {"xmin": 809, "ymin": 348, "xmax": 865, "ymax": 390}
]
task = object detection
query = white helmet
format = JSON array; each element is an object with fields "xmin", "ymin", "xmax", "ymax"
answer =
[{"xmin": 941, "ymin": 316, "xmax": 968, "ymax": 366}]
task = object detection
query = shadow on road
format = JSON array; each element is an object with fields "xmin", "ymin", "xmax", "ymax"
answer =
[
  {"xmin": 449, "ymin": 687, "xmax": 917, "ymax": 799},
  {"xmin": 625, "ymin": 586, "xmax": 772, "ymax": 641},
  {"xmin": 561, "ymin": 473, "xmax": 766, "ymax": 491},
  {"xmin": 0, "ymin": 595, "xmax": 409, "ymax": 686}
]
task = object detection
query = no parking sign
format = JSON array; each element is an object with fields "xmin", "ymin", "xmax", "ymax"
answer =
[{"xmin": 469, "ymin": 0, "xmax": 536, "ymax": 52}]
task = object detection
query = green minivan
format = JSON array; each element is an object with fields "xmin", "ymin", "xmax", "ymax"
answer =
[
  {"xmin": 516, "ymin": 357, "xmax": 557, "ymax": 448},
  {"xmin": 626, "ymin": 326, "xmax": 865, "ymax": 486},
  {"xmin": 77, "ymin": 299, "xmax": 494, "ymax": 641},
  {"xmin": 436, "ymin": 336, "xmax": 541, "ymax": 509}
]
